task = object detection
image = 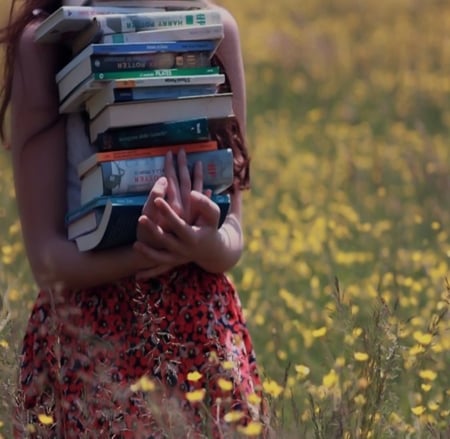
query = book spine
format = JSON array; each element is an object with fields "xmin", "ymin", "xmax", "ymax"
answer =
[
  {"xmin": 90, "ymin": 149, "xmax": 233, "ymax": 196},
  {"xmin": 89, "ymin": 40, "xmax": 216, "ymax": 54},
  {"xmin": 89, "ymin": 51, "xmax": 211, "ymax": 72},
  {"xmin": 93, "ymin": 66, "xmax": 219, "ymax": 80},
  {"xmin": 113, "ymin": 84, "xmax": 217, "ymax": 101},
  {"xmin": 78, "ymin": 140, "xmax": 218, "ymax": 177},
  {"xmin": 94, "ymin": 118, "xmax": 210, "ymax": 150},
  {"xmin": 97, "ymin": 10, "xmax": 222, "ymax": 34}
]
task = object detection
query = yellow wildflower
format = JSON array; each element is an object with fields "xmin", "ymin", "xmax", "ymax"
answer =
[
  {"xmin": 218, "ymin": 378, "xmax": 233, "ymax": 392},
  {"xmin": 0, "ymin": 340, "xmax": 9, "ymax": 349},
  {"xmin": 413, "ymin": 331, "xmax": 433, "ymax": 346},
  {"xmin": 411, "ymin": 405, "xmax": 426, "ymax": 416},
  {"xmin": 421, "ymin": 384, "xmax": 432, "ymax": 392},
  {"xmin": 237, "ymin": 421, "xmax": 263, "ymax": 436},
  {"xmin": 38, "ymin": 414, "xmax": 54, "ymax": 425},
  {"xmin": 130, "ymin": 376, "xmax": 155, "ymax": 393},
  {"xmin": 185, "ymin": 389, "xmax": 206, "ymax": 403},
  {"xmin": 322, "ymin": 369, "xmax": 338, "ymax": 388},
  {"xmin": 262, "ymin": 379, "xmax": 283, "ymax": 398},
  {"xmin": 247, "ymin": 392, "xmax": 262, "ymax": 406},
  {"xmin": 187, "ymin": 371, "xmax": 202, "ymax": 382},
  {"xmin": 294, "ymin": 364, "xmax": 310, "ymax": 379},
  {"xmin": 312, "ymin": 327, "xmax": 327, "ymax": 338},
  {"xmin": 354, "ymin": 352, "xmax": 369, "ymax": 362},
  {"xmin": 419, "ymin": 369, "xmax": 437, "ymax": 381},
  {"xmin": 224, "ymin": 410, "xmax": 245, "ymax": 423}
]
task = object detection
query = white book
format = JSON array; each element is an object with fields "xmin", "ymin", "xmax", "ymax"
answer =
[
  {"xmin": 34, "ymin": 5, "xmax": 162, "ymax": 43},
  {"xmin": 89, "ymin": 92, "xmax": 234, "ymax": 143},
  {"xmin": 102, "ymin": 23, "xmax": 223, "ymax": 44},
  {"xmin": 89, "ymin": 1, "xmax": 208, "ymax": 9},
  {"xmin": 59, "ymin": 72, "xmax": 225, "ymax": 113}
]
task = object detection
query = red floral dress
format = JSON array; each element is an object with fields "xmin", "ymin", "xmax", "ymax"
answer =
[{"xmin": 13, "ymin": 264, "xmax": 266, "ymax": 438}]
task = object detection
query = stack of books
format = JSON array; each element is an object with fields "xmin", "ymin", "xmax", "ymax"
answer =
[{"xmin": 35, "ymin": 0, "xmax": 236, "ymax": 251}]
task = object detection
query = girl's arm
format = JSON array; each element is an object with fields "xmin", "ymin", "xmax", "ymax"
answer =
[{"xmin": 10, "ymin": 24, "xmax": 182, "ymax": 291}]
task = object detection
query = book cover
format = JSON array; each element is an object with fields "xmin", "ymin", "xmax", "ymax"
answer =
[
  {"xmin": 71, "ymin": 10, "xmax": 222, "ymax": 54},
  {"xmin": 94, "ymin": 117, "xmax": 211, "ymax": 150},
  {"xmin": 85, "ymin": 82, "xmax": 217, "ymax": 119},
  {"xmin": 101, "ymin": 23, "xmax": 224, "ymax": 44},
  {"xmin": 89, "ymin": 92, "xmax": 233, "ymax": 143},
  {"xmin": 58, "ymin": 65, "xmax": 219, "ymax": 104},
  {"xmin": 59, "ymin": 72, "xmax": 224, "ymax": 113},
  {"xmin": 80, "ymin": 148, "xmax": 234, "ymax": 205},
  {"xmin": 77, "ymin": 139, "xmax": 218, "ymax": 177},
  {"xmin": 34, "ymin": 5, "xmax": 162, "ymax": 43},
  {"xmin": 66, "ymin": 194, "xmax": 148, "ymax": 251}
]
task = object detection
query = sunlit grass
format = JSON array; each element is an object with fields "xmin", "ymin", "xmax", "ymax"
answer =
[{"xmin": 1, "ymin": 0, "xmax": 450, "ymax": 437}]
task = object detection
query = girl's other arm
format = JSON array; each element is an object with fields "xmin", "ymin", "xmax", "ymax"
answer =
[{"xmin": 10, "ymin": 24, "xmax": 171, "ymax": 291}]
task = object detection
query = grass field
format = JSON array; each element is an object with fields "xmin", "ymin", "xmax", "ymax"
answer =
[{"xmin": 1, "ymin": 0, "xmax": 450, "ymax": 437}]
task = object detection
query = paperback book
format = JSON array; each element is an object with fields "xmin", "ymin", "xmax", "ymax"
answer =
[
  {"xmin": 55, "ymin": 40, "xmax": 217, "ymax": 101},
  {"xmin": 79, "ymin": 148, "xmax": 234, "ymax": 204},
  {"xmin": 59, "ymin": 71, "xmax": 224, "ymax": 112},
  {"xmin": 77, "ymin": 139, "xmax": 218, "ymax": 177}
]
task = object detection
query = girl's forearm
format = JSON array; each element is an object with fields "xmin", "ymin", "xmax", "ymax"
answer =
[
  {"xmin": 29, "ymin": 235, "xmax": 144, "ymax": 290},
  {"xmin": 195, "ymin": 213, "xmax": 243, "ymax": 273}
]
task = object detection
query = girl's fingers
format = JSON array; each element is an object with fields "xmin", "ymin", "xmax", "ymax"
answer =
[
  {"xmin": 177, "ymin": 149, "xmax": 192, "ymax": 219},
  {"xmin": 192, "ymin": 161, "xmax": 203, "ymax": 193},
  {"xmin": 190, "ymin": 191, "xmax": 221, "ymax": 227},
  {"xmin": 164, "ymin": 151, "xmax": 183, "ymax": 216},
  {"xmin": 142, "ymin": 177, "xmax": 168, "ymax": 217}
]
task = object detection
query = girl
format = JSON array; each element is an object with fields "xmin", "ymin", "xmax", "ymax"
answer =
[{"xmin": 0, "ymin": 0, "xmax": 266, "ymax": 437}]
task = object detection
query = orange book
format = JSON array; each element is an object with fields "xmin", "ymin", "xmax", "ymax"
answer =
[{"xmin": 77, "ymin": 140, "xmax": 218, "ymax": 177}]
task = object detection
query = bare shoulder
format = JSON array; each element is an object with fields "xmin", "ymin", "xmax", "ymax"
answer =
[{"xmin": 13, "ymin": 21, "xmax": 60, "ymax": 112}]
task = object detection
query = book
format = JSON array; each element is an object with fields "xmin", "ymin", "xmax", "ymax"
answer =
[
  {"xmin": 71, "ymin": 9, "xmax": 222, "ymax": 54},
  {"xmin": 34, "ymin": 5, "xmax": 162, "ymax": 43},
  {"xmin": 59, "ymin": 71, "xmax": 224, "ymax": 113},
  {"xmin": 80, "ymin": 148, "xmax": 234, "ymax": 205},
  {"xmin": 77, "ymin": 139, "xmax": 218, "ymax": 177},
  {"xmin": 101, "ymin": 23, "xmax": 224, "ymax": 44},
  {"xmin": 55, "ymin": 40, "xmax": 217, "ymax": 100},
  {"xmin": 85, "ymin": 82, "xmax": 217, "ymax": 119},
  {"xmin": 89, "ymin": 1, "xmax": 208, "ymax": 9},
  {"xmin": 66, "ymin": 192, "xmax": 229, "ymax": 252},
  {"xmin": 65, "ymin": 194, "xmax": 147, "ymax": 251},
  {"xmin": 59, "ymin": 73, "xmax": 225, "ymax": 113},
  {"xmin": 89, "ymin": 92, "xmax": 233, "ymax": 143},
  {"xmin": 94, "ymin": 117, "xmax": 211, "ymax": 150}
]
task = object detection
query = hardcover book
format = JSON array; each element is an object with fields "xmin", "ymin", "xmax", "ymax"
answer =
[
  {"xmin": 71, "ymin": 9, "xmax": 222, "ymax": 53},
  {"xmin": 34, "ymin": 5, "xmax": 162, "ymax": 43},
  {"xmin": 66, "ymin": 192, "xmax": 229, "ymax": 252},
  {"xmin": 89, "ymin": 92, "xmax": 234, "ymax": 143},
  {"xmin": 93, "ymin": 117, "xmax": 211, "ymax": 150},
  {"xmin": 59, "ymin": 71, "xmax": 224, "ymax": 113},
  {"xmin": 80, "ymin": 148, "xmax": 234, "ymax": 205},
  {"xmin": 85, "ymin": 82, "xmax": 218, "ymax": 119},
  {"xmin": 65, "ymin": 194, "xmax": 147, "ymax": 251}
]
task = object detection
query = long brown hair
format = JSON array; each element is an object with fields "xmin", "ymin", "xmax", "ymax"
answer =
[{"xmin": 0, "ymin": 0, "xmax": 62, "ymax": 142}]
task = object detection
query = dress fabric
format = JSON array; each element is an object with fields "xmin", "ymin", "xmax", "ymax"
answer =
[{"xmin": 14, "ymin": 264, "xmax": 265, "ymax": 438}]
